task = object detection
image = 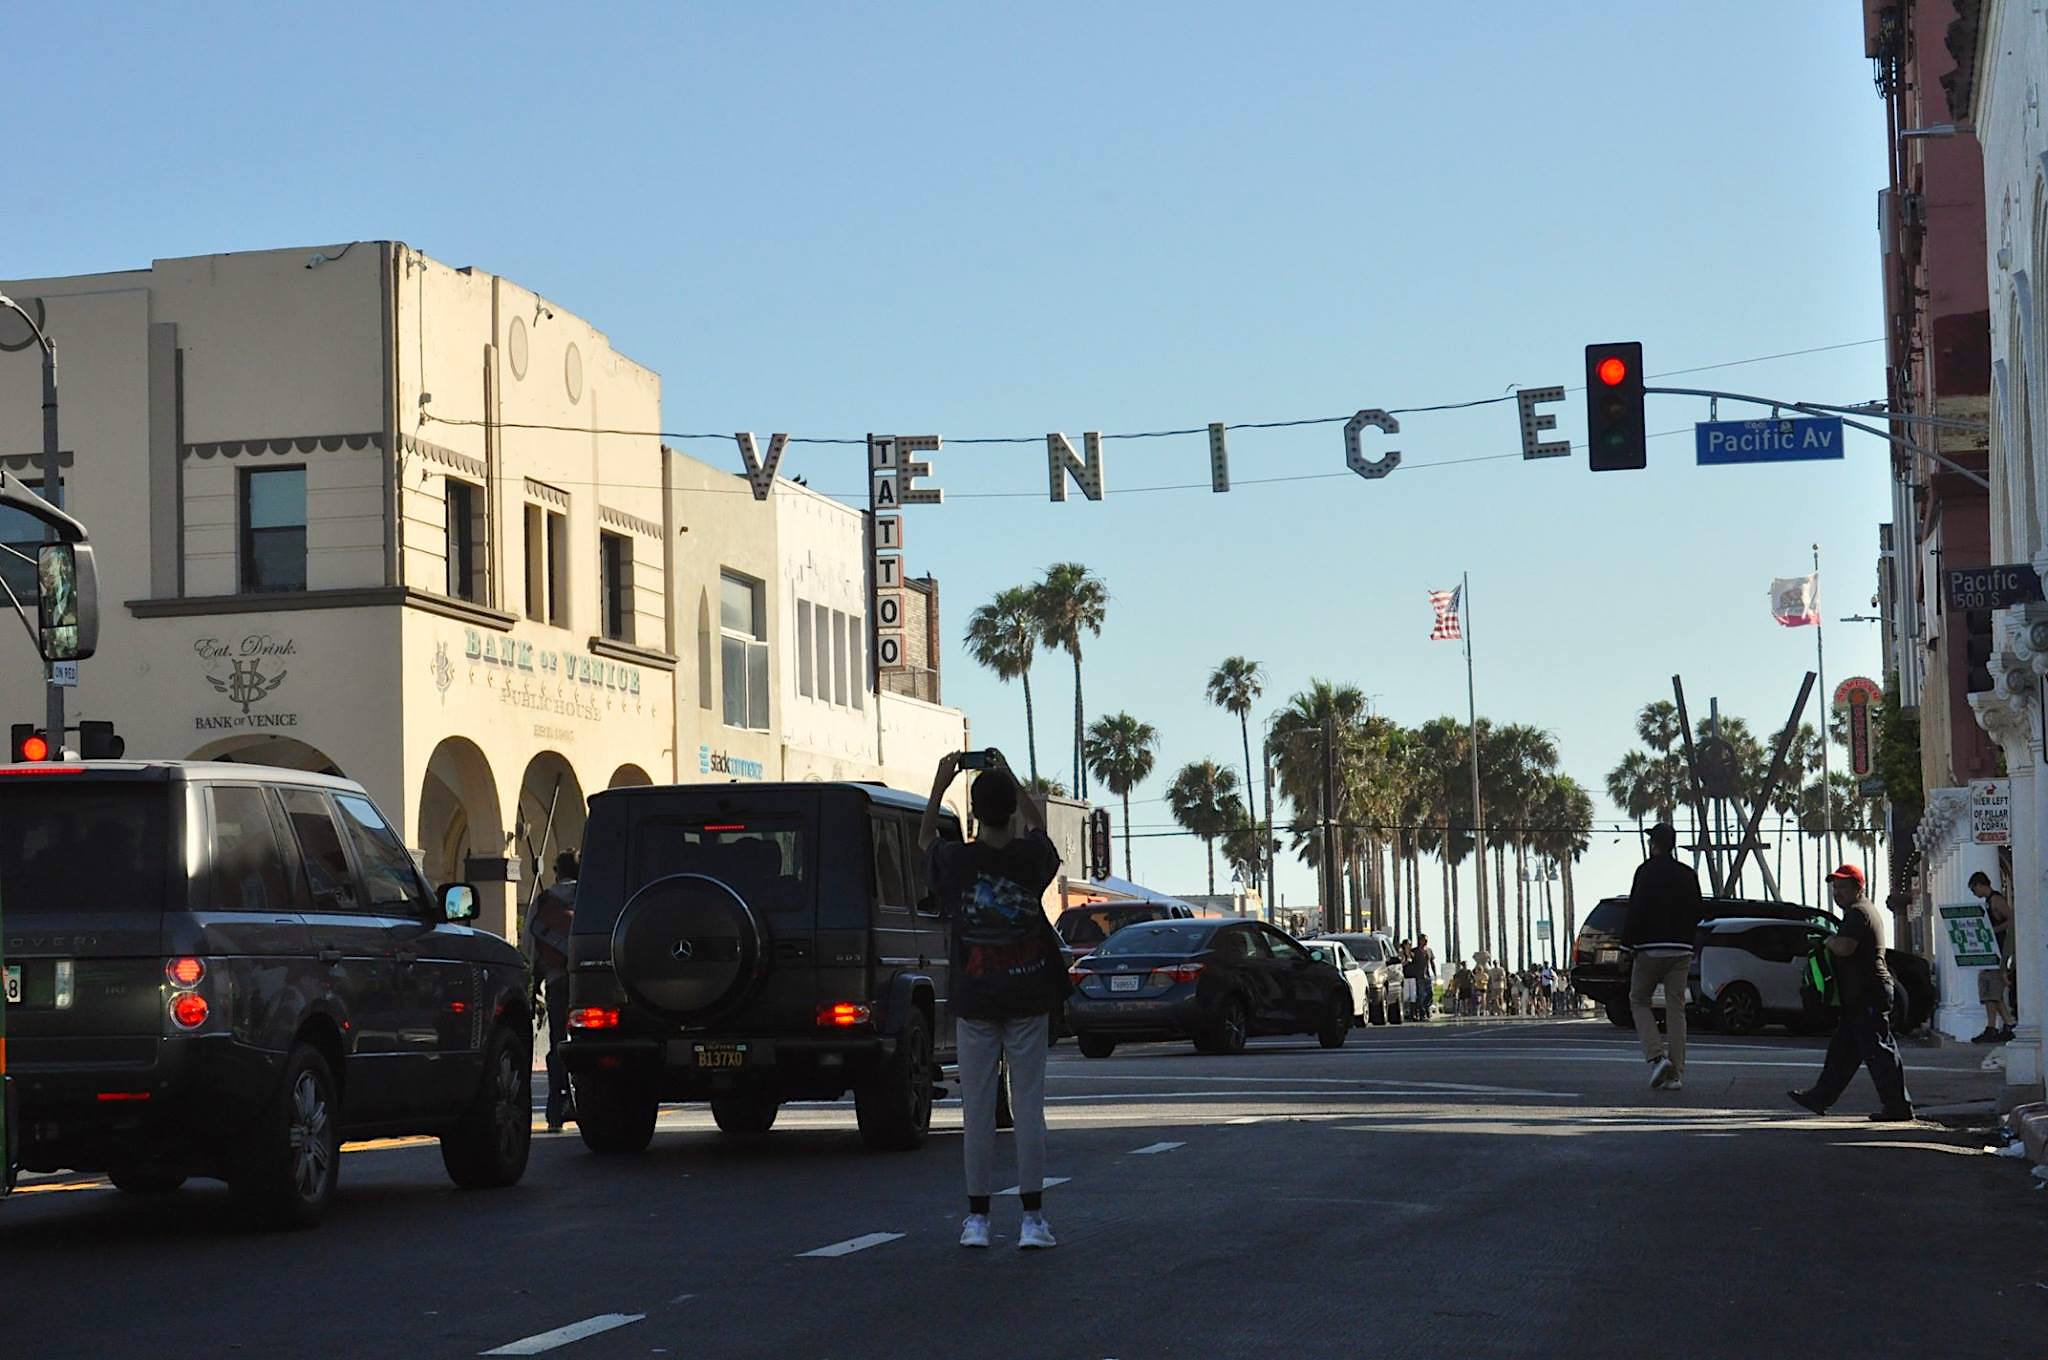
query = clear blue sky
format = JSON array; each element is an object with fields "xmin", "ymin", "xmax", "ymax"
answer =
[{"xmin": 11, "ymin": 2, "xmax": 1891, "ymax": 950}]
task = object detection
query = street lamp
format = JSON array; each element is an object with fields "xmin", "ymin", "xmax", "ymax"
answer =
[{"xmin": 0, "ymin": 294, "xmax": 63, "ymax": 755}]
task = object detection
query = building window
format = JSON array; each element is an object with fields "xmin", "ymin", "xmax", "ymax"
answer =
[
  {"xmin": 720, "ymin": 571, "xmax": 769, "ymax": 730},
  {"xmin": 831, "ymin": 610, "xmax": 849, "ymax": 706},
  {"xmin": 445, "ymin": 478, "xmax": 480, "ymax": 602},
  {"xmin": 814, "ymin": 606, "xmax": 831, "ymax": 708},
  {"xmin": 0, "ymin": 477, "xmax": 59, "ymax": 613},
  {"xmin": 851, "ymin": 617, "xmax": 865, "ymax": 711},
  {"xmin": 796, "ymin": 599, "xmax": 814, "ymax": 699},
  {"xmin": 241, "ymin": 466, "xmax": 307, "ymax": 594},
  {"xmin": 599, "ymin": 531, "xmax": 632, "ymax": 643},
  {"xmin": 525, "ymin": 503, "xmax": 566, "ymax": 625}
]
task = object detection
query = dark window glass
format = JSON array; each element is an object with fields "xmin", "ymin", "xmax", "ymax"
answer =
[
  {"xmin": 600, "ymin": 531, "xmax": 631, "ymax": 642},
  {"xmin": 628, "ymin": 816, "xmax": 806, "ymax": 914},
  {"xmin": 1265, "ymin": 930, "xmax": 1309, "ymax": 962},
  {"xmin": 1211, "ymin": 928, "xmax": 1253, "ymax": 960},
  {"xmin": 209, "ymin": 785, "xmax": 295, "ymax": 911},
  {"xmin": 279, "ymin": 787, "xmax": 359, "ymax": 911},
  {"xmin": 1093, "ymin": 921, "xmax": 1216, "ymax": 956},
  {"xmin": 242, "ymin": 466, "xmax": 307, "ymax": 593},
  {"xmin": 910, "ymin": 820, "xmax": 945, "ymax": 916},
  {"xmin": 1056, "ymin": 904, "xmax": 1178, "ymax": 947},
  {"xmin": 0, "ymin": 477, "xmax": 60, "ymax": 614},
  {"xmin": 871, "ymin": 818, "xmax": 909, "ymax": 911},
  {"xmin": 335, "ymin": 794, "xmax": 424, "ymax": 910},
  {"xmin": 446, "ymin": 480, "xmax": 478, "ymax": 601},
  {"xmin": 0, "ymin": 783, "xmax": 166, "ymax": 915}
]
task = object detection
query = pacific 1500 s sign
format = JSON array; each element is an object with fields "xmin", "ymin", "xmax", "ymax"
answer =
[
  {"xmin": 194, "ymin": 634, "xmax": 299, "ymax": 731},
  {"xmin": 461, "ymin": 629, "xmax": 644, "ymax": 723}
]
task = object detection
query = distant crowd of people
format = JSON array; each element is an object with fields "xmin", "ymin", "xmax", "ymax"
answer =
[{"xmin": 1377, "ymin": 933, "xmax": 1576, "ymax": 1020}]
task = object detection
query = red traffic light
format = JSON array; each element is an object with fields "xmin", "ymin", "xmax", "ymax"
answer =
[
  {"xmin": 20, "ymin": 733, "xmax": 48, "ymax": 761},
  {"xmin": 1596, "ymin": 355, "xmax": 1629, "ymax": 387}
]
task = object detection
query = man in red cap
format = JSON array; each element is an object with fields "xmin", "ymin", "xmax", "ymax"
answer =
[{"xmin": 1789, "ymin": 864, "xmax": 1914, "ymax": 1122}]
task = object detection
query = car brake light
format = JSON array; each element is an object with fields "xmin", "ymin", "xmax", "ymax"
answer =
[
  {"xmin": 568, "ymin": 1007, "xmax": 621, "ymax": 1030},
  {"xmin": 1068, "ymin": 964, "xmax": 1090, "ymax": 985},
  {"xmin": 818, "ymin": 1002, "xmax": 871, "ymax": 1028},
  {"xmin": 96, "ymin": 1091, "xmax": 152, "ymax": 1102},
  {"xmin": 702, "ymin": 823, "xmax": 746, "ymax": 833},
  {"xmin": 1158, "ymin": 962, "xmax": 1205, "ymax": 985},
  {"xmin": 170, "ymin": 992, "xmax": 209, "ymax": 1029},
  {"xmin": 165, "ymin": 956, "xmax": 205, "ymax": 987},
  {"xmin": 0, "ymin": 764, "xmax": 85, "ymax": 776}
]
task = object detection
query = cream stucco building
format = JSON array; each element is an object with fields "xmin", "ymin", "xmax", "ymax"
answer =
[{"xmin": 0, "ymin": 243, "xmax": 967, "ymax": 942}]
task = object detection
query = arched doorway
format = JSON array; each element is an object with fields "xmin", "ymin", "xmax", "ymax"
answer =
[
  {"xmin": 187, "ymin": 734, "xmax": 344, "ymax": 776},
  {"xmin": 608, "ymin": 763, "xmax": 653, "ymax": 790},
  {"xmin": 419, "ymin": 737, "xmax": 505, "ymax": 928},
  {"xmin": 517, "ymin": 751, "xmax": 588, "ymax": 893}
]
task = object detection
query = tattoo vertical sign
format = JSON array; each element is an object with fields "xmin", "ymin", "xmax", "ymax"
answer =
[{"xmin": 869, "ymin": 435, "xmax": 942, "ymax": 682}]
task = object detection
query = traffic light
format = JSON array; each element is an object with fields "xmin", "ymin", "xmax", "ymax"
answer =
[
  {"xmin": 1964, "ymin": 607, "xmax": 1995, "ymax": 693},
  {"xmin": 1584, "ymin": 341, "xmax": 1646, "ymax": 471},
  {"xmin": 10, "ymin": 724, "xmax": 51, "ymax": 762},
  {"xmin": 78, "ymin": 720, "xmax": 124, "ymax": 760}
]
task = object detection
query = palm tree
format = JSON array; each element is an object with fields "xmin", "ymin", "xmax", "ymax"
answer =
[
  {"xmin": 1637, "ymin": 700, "xmax": 1682, "ymax": 754},
  {"xmin": 1531, "ymin": 775, "xmax": 1595, "ymax": 957},
  {"xmin": 1024, "ymin": 775, "xmax": 1069, "ymax": 799},
  {"xmin": 1167, "ymin": 760, "xmax": 1242, "ymax": 896},
  {"xmin": 1484, "ymin": 723, "xmax": 1558, "ymax": 968},
  {"xmin": 963, "ymin": 586, "xmax": 1042, "ymax": 782},
  {"xmin": 1034, "ymin": 563, "xmax": 1108, "ymax": 800},
  {"xmin": 1269, "ymin": 682, "xmax": 1370, "ymax": 928},
  {"xmin": 1221, "ymin": 811, "xmax": 1272, "ymax": 897},
  {"xmin": 1206, "ymin": 657, "xmax": 1266, "ymax": 826},
  {"xmin": 1606, "ymin": 750, "xmax": 1659, "ymax": 853},
  {"xmin": 1083, "ymin": 712, "xmax": 1158, "ymax": 880},
  {"xmin": 1412, "ymin": 715, "xmax": 1477, "ymax": 961}
]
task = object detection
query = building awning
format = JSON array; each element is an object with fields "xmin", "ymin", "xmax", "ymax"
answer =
[{"xmin": 1059, "ymin": 874, "xmax": 1203, "ymax": 913}]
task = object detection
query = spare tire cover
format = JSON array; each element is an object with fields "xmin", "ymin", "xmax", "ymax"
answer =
[{"xmin": 612, "ymin": 874, "xmax": 766, "ymax": 1023}]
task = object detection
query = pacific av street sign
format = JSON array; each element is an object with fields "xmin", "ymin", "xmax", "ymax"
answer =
[
  {"xmin": 1695, "ymin": 416, "xmax": 1845, "ymax": 465},
  {"xmin": 1943, "ymin": 563, "xmax": 2043, "ymax": 611}
]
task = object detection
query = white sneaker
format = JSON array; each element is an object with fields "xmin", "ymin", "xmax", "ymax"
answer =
[
  {"xmin": 1018, "ymin": 1212, "xmax": 1058, "ymax": 1250},
  {"xmin": 1665, "ymin": 1076, "xmax": 1684, "ymax": 1090},
  {"xmin": 959, "ymin": 1214, "xmax": 991, "ymax": 1249},
  {"xmin": 1649, "ymin": 1057, "xmax": 1675, "ymax": 1090}
]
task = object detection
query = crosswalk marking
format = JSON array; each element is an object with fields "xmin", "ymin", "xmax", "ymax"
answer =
[
  {"xmin": 1131, "ymin": 1141, "xmax": 1186, "ymax": 1155},
  {"xmin": 482, "ymin": 1313, "xmax": 645, "ymax": 1355},
  {"xmin": 798, "ymin": 1232, "xmax": 905, "ymax": 1258}
]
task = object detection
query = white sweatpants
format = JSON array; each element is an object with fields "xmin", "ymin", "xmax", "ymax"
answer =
[{"xmin": 957, "ymin": 1014, "xmax": 1049, "ymax": 1199}]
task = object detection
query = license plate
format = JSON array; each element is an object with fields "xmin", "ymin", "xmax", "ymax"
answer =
[
  {"xmin": 694, "ymin": 1043, "xmax": 748, "ymax": 1069},
  {"xmin": 1597, "ymin": 949, "xmax": 1620, "ymax": 964},
  {"xmin": 1110, "ymin": 974, "xmax": 1141, "ymax": 992},
  {"xmin": 3, "ymin": 965, "xmax": 18, "ymax": 1004}
]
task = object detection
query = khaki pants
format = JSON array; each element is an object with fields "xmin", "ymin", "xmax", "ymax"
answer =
[{"xmin": 1629, "ymin": 952, "xmax": 1691, "ymax": 1077}]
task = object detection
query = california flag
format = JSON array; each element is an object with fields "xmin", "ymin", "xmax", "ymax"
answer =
[{"xmin": 1770, "ymin": 573, "xmax": 1820, "ymax": 628}]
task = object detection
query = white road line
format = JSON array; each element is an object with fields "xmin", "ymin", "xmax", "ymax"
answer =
[
  {"xmin": 1130, "ymin": 1141, "xmax": 1185, "ymax": 1155},
  {"xmin": 482, "ymin": 1313, "xmax": 645, "ymax": 1355},
  {"xmin": 1047, "ymin": 1089, "xmax": 1577, "ymax": 1101},
  {"xmin": 798, "ymin": 1232, "xmax": 906, "ymax": 1258},
  {"xmin": 996, "ymin": 1176, "xmax": 1073, "ymax": 1195},
  {"xmin": 1225, "ymin": 1115, "xmax": 1265, "ymax": 1125},
  {"xmin": 1052, "ymin": 1072, "xmax": 1579, "ymax": 1097}
]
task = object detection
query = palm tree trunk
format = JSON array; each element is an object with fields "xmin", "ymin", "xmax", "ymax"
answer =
[
  {"xmin": 1240, "ymin": 712, "xmax": 1258, "ymax": 828},
  {"xmin": 1121, "ymin": 788, "xmax": 1133, "ymax": 880},
  {"xmin": 1496, "ymin": 845, "xmax": 1510, "ymax": 964},
  {"xmin": 1390, "ymin": 831, "xmax": 1404, "ymax": 937},
  {"xmin": 1205, "ymin": 837, "xmax": 1216, "ymax": 896},
  {"xmin": 1446, "ymin": 852, "xmax": 1459, "ymax": 959},
  {"xmin": 1070, "ymin": 650, "xmax": 1085, "ymax": 799},
  {"xmin": 1020, "ymin": 670, "xmax": 1040, "ymax": 783}
]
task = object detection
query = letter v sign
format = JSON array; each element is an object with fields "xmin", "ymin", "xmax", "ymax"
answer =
[{"xmin": 734, "ymin": 432, "xmax": 790, "ymax": 500}]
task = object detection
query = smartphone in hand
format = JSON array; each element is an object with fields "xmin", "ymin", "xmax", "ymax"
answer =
[{"xmin": 958, "ymin": 748, "xmax": 998, "ymax": 771}]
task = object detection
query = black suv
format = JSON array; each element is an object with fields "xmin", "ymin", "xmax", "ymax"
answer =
[
  {"xmin": 2, "ymin": 761, "xmax": 532, "ymax": 1225},
  {"xmin": 561, "ymin": 781, "xmax": 961, "ymax": 1153}
]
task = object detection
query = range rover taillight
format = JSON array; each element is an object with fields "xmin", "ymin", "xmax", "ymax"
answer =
[{"xmin": 166, "ymin": 956, "xmax": 206, "ymax": 987}]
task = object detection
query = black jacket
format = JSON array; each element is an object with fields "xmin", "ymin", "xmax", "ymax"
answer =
[{"xmin": 1620, "ymin": 854, "xmax": 1704, "ymax": 952}]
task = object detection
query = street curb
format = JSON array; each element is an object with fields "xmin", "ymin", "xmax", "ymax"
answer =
[{"xmin": 2007, "ymin": 1101, "xmax": 2048, "ymax": 1163}]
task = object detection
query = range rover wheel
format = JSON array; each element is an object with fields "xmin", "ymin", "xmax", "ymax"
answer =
[
  {"xmin": 1318, "ymin": 993, "xmax": 1351, "ymax": 1049},
  {"xmin": 441, "ymin": 1025, "xmax": 533, "ymax": 1189},
  {"xmin": 108, "ymin": 1167, "xmax": 187, "ymax": 1194},
  {"xmin": 232, "ymin": 1043, "xmax": 340, "ymax": 1229},
  {"xmin": 711, "ymin": 1088, "xmax": 780, "ymax": 1137},
  {"xmin": 1077, "ymin": 1033, "xmax": 1117, "ymax": 1060},
  {"xmin": 1715, "ymin": 983, "xmax": 1764, "ymax": 1037},
  {"xmin": 856, "ymin": 1010, "xmax": 933, "ymax": 1152},
  {"xmin": 574, "ymin": 1072, "xmax": 658, "ymax": 1155}
]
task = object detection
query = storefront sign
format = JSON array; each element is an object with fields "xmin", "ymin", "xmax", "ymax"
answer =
[
  {"xmin": 869, "ymin": 435, "xmax": 939, "ymax": 674},
  {"xmin": 1834, "ymin": 676, "xmax": 1882, "ymax": 779},
  {"xmin": 700, "ymin": 746, "xmax": 765, "ymax": 780},
  {"xmin": 463, "ymin": 630, "xmax": 641, "ymax": 695},
  {"xmin": 1939, "ymin": 903, "xmax": 2002, "ymax": 967},
  {"xmin": 1972, "ymin": 779, "xmax": 2012, "ymax": 845},
  {"xmin": 194, "ymin": 633, "xmax": 299, "ymax": 731}
]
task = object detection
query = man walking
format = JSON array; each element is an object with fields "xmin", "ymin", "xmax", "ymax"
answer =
[
  {"xmin": 1791, "ymin": 865, "xmax": 1915, "ymax": 1121},
  {"xmin": 525, "ymin": 849, "xmax": 579, "ymax": 1131},
  {"xmin": 1623, "ymin": 823, "xmax": 1703, "ymax": 1090},
  {"xmin": 920, "ymin": 749, "xmax": 1067, "ymax": 1251},
  {"xmin": 1969, "ymin": 871, "xmax": 2016, "ymax": 1043},
  {"xmin": 1411, "ymin": 934, "xmax": 1437, "ymax": 1020}
]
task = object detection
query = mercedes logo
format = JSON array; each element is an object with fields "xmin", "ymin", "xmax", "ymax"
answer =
[{"xmin": 670, "ymin": 938, "xmax": 696, "ymax": 961}]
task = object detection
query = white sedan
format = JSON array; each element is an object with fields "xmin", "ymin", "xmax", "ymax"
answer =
[{"xmin": 1304, "ymin": 939, "xmax": 1369, "ymax": 1025}]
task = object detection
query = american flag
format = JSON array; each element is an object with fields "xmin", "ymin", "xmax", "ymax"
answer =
[{"xmin": 1429, "ymin": 586, "xmax": 1462, "ymax": 641}]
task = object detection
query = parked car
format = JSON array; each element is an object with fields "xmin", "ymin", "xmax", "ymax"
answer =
[
  {"xmin": 1571, "ymin": 895, "xmax": 1833, "ymax": 1027},
  {"xmin": 561, "ymin": 781, "xmax": 959, "ymax": 1154},
  {"xmin": 1313, "ymin": 931, "xmax": 1406, "ymax": 1024},
  {"xmin": 1303, "ymin": 939, "xmax": 1370, "ymax": 1023},
  {"xmin": 1066, "ymin": 918, "xmax": 1354, "ymax": 1058},
  {"xmin": 3, "ymin": 760, "xmax": 530, "ymax": 1226},
  {"xmin": 1689, "ymin": 916, "xmax": 1934, "ymax": 1036}
]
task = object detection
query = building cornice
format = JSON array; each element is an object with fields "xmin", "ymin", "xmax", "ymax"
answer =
[
  {"xmin": 183, "ymin": 432, "xmax": 382, "ymax": 461},
  {"xmin": 127, "ymin": 585, "xmax": 519, "ymax": 633},
  {"xmin": 589, "ymin": 636, "xmax": 677, "ymax": 671}
]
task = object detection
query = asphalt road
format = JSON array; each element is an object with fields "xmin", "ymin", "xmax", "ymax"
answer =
[{"xmin": 3, "ymin": 1015, "xmax": 2044, "ymax": 1359}]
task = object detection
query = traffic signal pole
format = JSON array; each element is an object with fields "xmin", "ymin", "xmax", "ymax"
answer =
[
  {"xmin": 41, "ymin": 326, "xmax": 62, "ymax": 761},
  {"xmin": 1643, "ymin": 384, "xmax": 1990, "ymax": 490}
]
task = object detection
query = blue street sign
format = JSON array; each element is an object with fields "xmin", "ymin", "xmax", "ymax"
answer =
[{"xmin": 1695, "ymin": 416, "xmax": 1845, "ymax": 466}]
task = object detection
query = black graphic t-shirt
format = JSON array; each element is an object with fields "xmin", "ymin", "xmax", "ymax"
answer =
[{"xmin": 928, "ymin": 831, "xmax": 1065, "ymax": 1021}]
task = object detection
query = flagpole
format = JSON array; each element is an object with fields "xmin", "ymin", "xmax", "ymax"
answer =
[
  {"xmin": 1814, "ymin": 543, "xmax": 1831, "ymax": 903},
  {"xmin": 1463, "ymin": 571, "xmax": 1486, "ymax": 961}
]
